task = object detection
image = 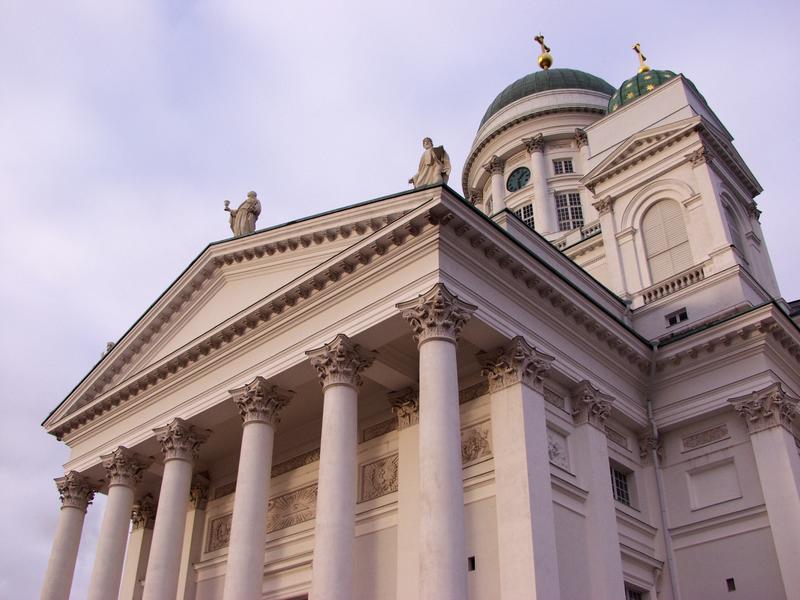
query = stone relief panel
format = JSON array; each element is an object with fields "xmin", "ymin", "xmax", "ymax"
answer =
[
  {"xmin": 359, "ymin": 454, "xmax": 399, "ymax": 503},
  {"xmin": 461, "ymin": 420, "xmax": 492, "ymax": 466},
  {"xmin": 605, "ymin": 425, "xmax": 629, "ymax": 451},
  {"xmin": 544, "ymin": 387, "xmax": 565, "ymax": 411},
  {"xmin": 682, "ymin": 424, "xmax": 729, "ymax": 452},
  {"xmin": 459, "ymin": 381, "xmax": 490, "ymax": 405},
  {"xmin": 362, "ymin": 418, "xmax": 397, "ymax": 442},
  {"xmin": 267, "ymin": 483, "xmax": 319, "ymax": 533},
  {"xmin": 271, "ymin": 448, "xmax": 320, "ymax": 477},
  {"xmin": 207, "ymin": 513, "xmax": 233, "ymax": 552},
  {"xmin": 547, "ymin": 428, "xmax": 570, "ymax": 471}
]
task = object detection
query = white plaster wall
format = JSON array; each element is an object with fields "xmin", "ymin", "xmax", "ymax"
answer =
[
  {"xmin": 353, "ymin": 526, "xmax": 397, "ymax": 600},
  {"xmin": 465, "ymin": 496, "xmax": 500, "ymax": 600},
  {"xmin": 553, "ymin": 504, "xmax": 590, "ymax": 599}
]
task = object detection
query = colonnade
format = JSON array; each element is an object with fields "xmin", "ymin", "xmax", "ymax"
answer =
[{"xmin": 41, "ymin": 282, "xmax": 800, "ymax": 599}]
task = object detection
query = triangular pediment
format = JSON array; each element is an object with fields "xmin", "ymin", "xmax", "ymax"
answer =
[
  {"xmin": 584, "ymin": 116, "xmax": 702, "ymax": 186},
  {"xmin": 44, "ymin": 188, "xmax": 436, "ymax": 428}
]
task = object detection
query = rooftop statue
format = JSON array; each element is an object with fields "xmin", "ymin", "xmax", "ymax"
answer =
[
  {"xmin": 409, "ymin": 137, "xmax": 451, "ymax": 188},
  {"xmin": 224, "ymin": 191, "xmax": 261, "ymax": 237}
]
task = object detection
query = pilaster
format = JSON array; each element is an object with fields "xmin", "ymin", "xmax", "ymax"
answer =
[
  {"xmin": 484, "ymin": 155, "xmax": 507, "ymax": 213},
  {"xmin": 120, "ymin": 494, "xmax": 156, "ymax": 600}
]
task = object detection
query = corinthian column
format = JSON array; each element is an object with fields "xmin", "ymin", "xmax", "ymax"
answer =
[
  {"xmin": 729, "ymin": 383, "xmax": 800, "ymax": 599},
  {"xmin": 223, "ymin": 378, "xmax": 293, "ymax": 600},
  {"xmin": 478, "ymin": 337, "xmax": 560, "ymax": 600},
  {"xmin": 484, "ymin": 155, "xmax": 506, "ymax": 213},
  {"xmin": 397, "ymin": 283, "xmax": 476, "ymax": 600},
  {"xmin": 570, "ymin": 381, "xmax": 625, "ymax": 600},
  {"xmin": 523, "ymin": 135, "xmax": 555, "ymax": 234},
  {"xmin": 306, "ymin": 334, "xmax": 375, "ymax": 600},
  {"xmin": 88, "ymin": 448, "xmax": 148, "ymax": 600},
  {"xmin": 41, "ymin": 471, "xmax": 95, "ymax": 600},
  {"xmin": 142, "ymin": 419, "xmax": 208, "ymax": 600}
]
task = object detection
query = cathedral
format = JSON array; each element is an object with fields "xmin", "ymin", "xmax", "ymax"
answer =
[{"xmin": 40, "ymin": 39, "xmax": 800, "ymax": 600}]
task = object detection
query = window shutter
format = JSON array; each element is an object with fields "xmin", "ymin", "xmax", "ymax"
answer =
[{"xmin": 642, "ymin": 200, "xmax": 693, "ymax": 284}]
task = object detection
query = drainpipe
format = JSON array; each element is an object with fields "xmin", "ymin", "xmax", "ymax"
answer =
[{"xmin": 646, "ymin": 342, "xmax": 682, "ymax": 600}]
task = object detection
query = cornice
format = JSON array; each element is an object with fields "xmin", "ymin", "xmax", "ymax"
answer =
[{"xmin": 46, "ymin": 199, "xmax": 444, "ymax": 439}]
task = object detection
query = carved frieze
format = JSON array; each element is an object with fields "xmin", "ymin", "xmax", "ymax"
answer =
[
  {"xmin": 547, "ymin": 429, "xmax": 570, "ymax": 471},
  {"xmin": 605, "ymin": 426, "xmax": 629, "ymax": 450},
  {"xmin": 359, "ymin": 454, "xmax": 399, "ymax": 502},
  {"xmin": 228, "ymin": 376, "xmax": 293, "ymax": 427},
  {"xmin": 214, "ymin": 481, "xmax": 236, "ymax": 499},
  {"xmin": 571, "ymin": 380, "xmax": 614, "ymax": 429},
  {"xmin": 477, "ymin": 336, "xmax": 554, "ymax": 392},
  {"xmin": 459, "ymin": 381, "xmax": 489, "ymax": 405},
  {"xmin": 388, "ymin": 388, "xmax": 419, "ymax": 429},
  {"xmin": 55, "ymin": 471, "xmax": 95, "ymax": 511},
  {"xmin": 461, "ymin": 421, "xmax": 492, "ymax": 466},
  {"xmin": 100, "ymin": 447, "xmax": 149, "ymax": 488},
  {"xmin": 682, "ymin": 424, "xmax": 729, "ymax": 451},
  {"xmin": 306, "ymin": 334, "xmax": 376, "ymax": 389},
  {"xmin": 131, "ymin": 494, "xmax": 156, "ymax": 529},
  {"xmin": 397, "ymin": 283, "xmax": 477, "ymax": 345},
  {"xmin": 154, "ymin": 418, "xmax": 208, "ymax": 461},
  {"xmin": 362, "ymin": 418, "xmax": 398, "ymax": 441},
  {"xmin": 267, "ymin": 483, "xmax": 318, "ymax": 533},
  {"xmin": 272, "ymin": 448, "xmax": 321, "ymax": 477},
  {"xmin": 544, "ymin": 387, "xmax": 566, "ymax": 411},
  {"xmin": 729, "ymin": 382, "xmax": 800, "ymax": 434}
]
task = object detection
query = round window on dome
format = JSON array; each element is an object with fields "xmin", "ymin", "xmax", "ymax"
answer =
[{"xmin": 506, "ymin": 167, "xmax": 531, "ymax": 192}]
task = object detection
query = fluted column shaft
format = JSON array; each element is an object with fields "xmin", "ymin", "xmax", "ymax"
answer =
[
  {"xmin": 223, "ymin": 378, "xmax": 292, "ymax": 600},
  {"xmin": 307, "ymin": 335, "xmax": 375, "ymax": 600},
  {"xmin": 41, "ymin": 472, "xmax": 95, "ymax": 600},
  {"xmin": 398, "ymin": 284, "xmax": 475, "ymax": 600},
  {"xmin": 142, "ymin": 419, "xmax": 207, "ymax": 600},
  {"xmin": 88, "ymin": 448, "xmax": 147, "ymax": 600}
]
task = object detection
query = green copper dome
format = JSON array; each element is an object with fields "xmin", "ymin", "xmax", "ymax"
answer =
[
  {"xmin": 608, "ymin": 69, "xmax": 677, "ymax": 113},
  {"xmin": 480, "ymin": 68, "xmax": 615, "ymax": 127}
]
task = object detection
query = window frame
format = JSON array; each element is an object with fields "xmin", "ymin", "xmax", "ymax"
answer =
[
  {"xmin": 514, "ymin": 203, "xmax": 535, "ymax": 230},
  {"xmin": 555, "ymin": 191, "xmax": 584, "ymax": 231},
  {"xmin": 552, "ymin": 158, "xmax": 574, "ymax": 175}
]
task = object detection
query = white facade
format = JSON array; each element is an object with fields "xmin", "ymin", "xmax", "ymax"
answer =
[{"xmin": 41, "ymin": 64, "xmax": 800, "ymax": 600}]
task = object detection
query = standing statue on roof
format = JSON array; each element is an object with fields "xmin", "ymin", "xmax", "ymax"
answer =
[
  {"xmin": 409, "ymin": 137, "xmax": 451, "ymax": 188},
  {"xmin": 224, "ymin": 191, "xmax": 261, "ymax": 237}
]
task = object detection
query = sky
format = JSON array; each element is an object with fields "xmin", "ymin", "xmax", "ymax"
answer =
[{"xmin": 1, "ymin": 0, "xmax": 798, "ymax": 596}]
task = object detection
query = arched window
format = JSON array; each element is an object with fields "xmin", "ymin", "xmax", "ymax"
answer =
[
  {"xmin": 641, "ymin": 200, "xmax": 692, "ymax": 283},
  {"xmin": 724, "ymin": 204, "xmax": 748, "ymax": 263}
]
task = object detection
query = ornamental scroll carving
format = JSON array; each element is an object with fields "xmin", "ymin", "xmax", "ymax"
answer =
[
  {"xmin": 267, "ymin": 483, "xmax": 318, "ymax": 533},
  {"xmin": 574, "ymin": 128, "xmax": 589, "ymax": 149},
  {"xmin": 362, "ymin": 418, "xmax": 398, "ymax": 441},
  {"xmin": 100, "ymin": 447, "xmax": 149, "ymax": 487},
  {"xmin": 359, "ymin": 454, "xmax": 399, "ymax": 502},
  {"xmin": 154, "ymin": 418, "xmax": 208, "ymax": 461},
  {"xmin": 306, "ymin": 334, "xmax": 376, "ymax": 389},
  {"xmin": 397, "ymin": 283, "xmax": 477, "ymax": 345},
  {"xmin": 228, "ymin": 376, "xmax": 293, "ymax": 426},
  {"xmin": 461, "ymin": 421, "xmax": 492, "ymax": 466},
  {"xmin": 477, "ymin": 336, "xmax": 554, "ymax": 392},
  {"xmin": 571, "ymin": 380, "xmax": 614, "ymax": 429},
  {"xmin": 190, "ymin": 477, "xmax": 210, "ymax": 510},
  {"xmin": 638, "ymin": 430, "xmax": 664, "ymax": 463},
  {"xmin": 687, "ymin": 146, "xmax": 713, "ymax": 168},
  {"xmin": 728, "ymin": 382, "xmax": 800, "ymax": 434},
  {"xmin": 484, "ymin": 155, "xmax": 505, "ymax": 175},
  {"xmin": 592, "ymin": 196, "xmax": 614, "ymax": 215},
  {"xmin": 388, "ymin": 388, "xmax": 419, "ymax": 429},
  {"xmin": 131, "ymin": 494, "xmax": 156, "ymax": 530},
  {"xmin": 271, "ymin": 448, "xmax": 321, "ymax": 477},
  {"xmin": 682, "ymin": 424, "xmax": 729, "ymax": 451},
  {"xmin": 55, "ymin": 471, "xmax": 95, "ymax": 511}
]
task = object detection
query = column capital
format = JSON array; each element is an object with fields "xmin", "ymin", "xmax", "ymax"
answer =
[
  {"xmin": 746, "ymin": 201, "xmax": 762, "ymax": 221},
  {"xmin": 306, "ymin": 333, "xmax": 376, "ymax": 389},
  {"xmin": 388, "ymin": 387, "xmax": 419, "ymax": 429},
  {"xmin": 154, "ymin": 418, "xmax": 209, "ymax": 462},
  {"xmin": 396, "ymin": 283, "xmax": 477, "ymax": 346},
  {"xmin": 729, "ymin": 382, "xmax": 800, "ymax": 434},
  {"xmin": 687, "ymin": 146, "xmax": 713, "ymax": 168},
  {"xmin": 477, "ymin": 336, "xmax": 554, "ymax": 392},
  {"xmin": 638, "ymin": 430, "xmax": 663, "ymax": 464},
  {"xmin": 574, "ymin": 128, "xmax": 589, "ymax": 149},
  {"xmin": 483, "ymin": 155, "xmax": 505, "ymax": 175},
  {"xmin": 522, "ymin": 134, "xmax": 545, "ymax": 154},
  {"xmin": 100, "ymin": 447, "xmax": 149, "ymax": 488},
  {"xmin": 571, "ymin": 380, "xmax": 614, "ymax": 428},
  {"xmin": 189, "ymin": 475, "xmax": 210, "ymax": 510},
  {"xmin": 131, "ymin": 493, "xmax": 157, "ymax": 530},
  {"xmin": 468, "ymin": 188, "xmax": 483, "ymax": 206},
  {"xmin": 592, "ymin": 195, "xmax": 614, "ymax": 215},
  {"xmin": 229, "ymin": 376, "xmax": 294, "ymax": 426},
  {"xmin": 55, "ymin": 471, "xmax": 95, "ymax": 512}
]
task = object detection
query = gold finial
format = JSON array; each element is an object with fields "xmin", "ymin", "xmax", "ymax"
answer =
[
  {"xmin": 633, "ymin": 43, "xmax": 650, "ymax": 74},
  {"xmin": 534, "ymin": 34, "xmax": 553, "ymax": 70}
]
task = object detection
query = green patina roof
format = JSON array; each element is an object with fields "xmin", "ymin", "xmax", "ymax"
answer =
[
  {"xmin": 480, "ymin": 68, "xmax": 615, "ymax": 127},
  {"xmin": 608, "ymin": 69, "xmax": 677, "ymax": 113}
]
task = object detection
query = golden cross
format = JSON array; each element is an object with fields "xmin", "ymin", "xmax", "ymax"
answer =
[{"xmin": 633, "ymin": 42, "xmax": 650, "ymax": 73}]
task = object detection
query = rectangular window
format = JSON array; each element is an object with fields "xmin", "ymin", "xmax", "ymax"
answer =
[
  {"xmin": 555, "ymin": 192, "xmax": 584, "ymax": 231},
  {"xmin": 514, "ymin": 204, "xmax": 535, "ymax": 229},
  {"xmin": 611, "ymin": 465, "xmax": 632, "ymax": 506},
  {"xmin": 665, "ymin": 308, "xmax": 688, "ymax": 327},
  {"xmin": 553, "ymin": 159, "xmax": 574, "ymax": 175},
  {"xmin": 625, "ymin": 584, "xmax": 646, "ymax": 600}
]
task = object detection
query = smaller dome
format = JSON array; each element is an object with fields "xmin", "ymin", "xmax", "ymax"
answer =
[{"xmin": 608, "ymin": 69, "xmax": 677, "ymax": 112}]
